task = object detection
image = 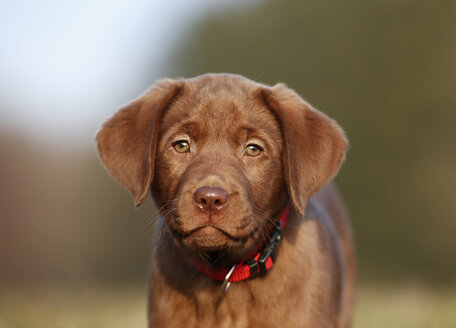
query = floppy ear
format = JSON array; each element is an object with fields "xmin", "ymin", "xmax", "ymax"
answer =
[
  {"xmin": 260, "ymin": 84, "xmax": 348, "ymax": 216},
  {"xmin": 96, "ymin": 79, "xmax": 185, "ymax": 206}
]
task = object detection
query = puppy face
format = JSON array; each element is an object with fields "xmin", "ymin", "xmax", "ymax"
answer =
[
  {"xmin": 150, "ymin": 78, "xmax": 287, "ymax": 262},
  {"xmin": 96, "ymin": 73, "xmax": 348, "ymax": 267}
]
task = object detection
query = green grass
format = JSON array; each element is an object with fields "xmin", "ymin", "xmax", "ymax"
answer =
[
  {"xmin": 0, "ymin": 284, "xmax": 147, "ymax": 328},
  {"xmin": 354, "ymin": 284, "xmax": 456, "ymax": 328},
  {"xmin": 0, "ymin": 284, "xmax": 455, "ymax": 327}
]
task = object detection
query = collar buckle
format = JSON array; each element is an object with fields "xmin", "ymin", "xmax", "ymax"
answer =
[
  {"xmin": 248, "ymin": 221, "xmax": 283, "ymax": 276},
  {"xmin": 258, "ymin": 221, "xmax": 283, "ymax": 272}
]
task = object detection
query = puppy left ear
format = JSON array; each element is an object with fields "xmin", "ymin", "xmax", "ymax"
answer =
[
  {"xmin": 260, "ymin": 83, "xmax": 348, "ymax": 216},
  {"xmin": 96, "ymin": 79, "xmax": 185, "ymax": 206}
]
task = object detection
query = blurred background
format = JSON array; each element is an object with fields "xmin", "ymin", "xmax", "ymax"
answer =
[{"xmin": 1, "ymin": 0, "xmax": 455, "ymax": 327}]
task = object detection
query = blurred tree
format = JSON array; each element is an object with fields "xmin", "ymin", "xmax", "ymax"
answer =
[
  {"xmin": 168, "ymin": 0, "xmax": 456, "ymax": 284},
  {"xmin": 0, "ymin": 131, "xmax": 153, "ymax": 284}
]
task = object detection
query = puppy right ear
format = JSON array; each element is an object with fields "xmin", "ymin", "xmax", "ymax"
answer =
[{"xmin": 96, "ymin": 79, "xmax": 185, "ymax": 206}]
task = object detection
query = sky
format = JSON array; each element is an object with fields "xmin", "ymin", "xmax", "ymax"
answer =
[{"xmin": 0, "ymin": 0, "xmax": 249, "ymax": 146}]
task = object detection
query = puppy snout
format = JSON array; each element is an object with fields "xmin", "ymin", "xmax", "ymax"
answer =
[{"xmin": 193, "ymin": 187, "xmax": 229, "ymax": 213}]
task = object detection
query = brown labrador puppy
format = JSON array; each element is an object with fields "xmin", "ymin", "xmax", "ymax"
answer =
[{"xmin": 96, "ymin": 73, "xmax": 355, "ymax": 328}]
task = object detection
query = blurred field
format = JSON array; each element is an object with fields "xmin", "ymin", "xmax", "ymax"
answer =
[
  {"xmin": 354, "ymin": 285, "xmax": 456, "ymax": 328},
  {"xmin": 0, "ymin": 284, "xmax": 148, "ymax": 328},
  {"xmin": 1, "ymin": 284, "xmax": 455, "ymax": 328}
]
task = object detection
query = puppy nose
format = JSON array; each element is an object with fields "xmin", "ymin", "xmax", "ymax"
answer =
[{"xmin": 193, "ymin": 187, "xmax": 229, "ymax": 213}]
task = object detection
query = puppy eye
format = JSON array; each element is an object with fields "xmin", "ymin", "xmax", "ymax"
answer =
[
  {"xmin": 245, "ymin": 144, "xmax": 263, "ymax": 157},
  {"xmin": 172, "ymin": 140, "xmax": 190, "ymax": 153}
]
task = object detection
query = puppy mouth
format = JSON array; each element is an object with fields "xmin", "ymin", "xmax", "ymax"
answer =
[
  {"xmin": 168, "ymin": 221, "xmax": 258, "ymax": 252},
  {"xmin": 171, "ymin": 224, "xmax": 252, "ymax": 242}
]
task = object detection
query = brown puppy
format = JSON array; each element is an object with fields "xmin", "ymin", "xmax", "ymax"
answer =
[{"xmin": 96, "ymin": 73, "xmax": 355, "ymax": 328}]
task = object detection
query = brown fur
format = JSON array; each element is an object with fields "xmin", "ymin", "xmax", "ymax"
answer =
[{"xmin": 96, "ymin": 73, "xmax": 356, "ymax": 327}]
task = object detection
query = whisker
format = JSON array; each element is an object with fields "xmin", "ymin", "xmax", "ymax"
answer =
[
  {"xmin": 252, "ymin": 205, "xmax": 300, "ymax": 232},
  {"xmin": 139, "ymin": 199, "xmax": 179, "ymax": 239}
]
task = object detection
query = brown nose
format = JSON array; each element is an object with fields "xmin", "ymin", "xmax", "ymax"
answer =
[{"xmin": 193, "ymin": 187, "xmax": 229, "ymax": 213}]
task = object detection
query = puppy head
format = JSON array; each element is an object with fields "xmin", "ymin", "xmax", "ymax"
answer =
[{"xmin": 96, "ymin": 73, "xmax": 347, "ymax": 266}]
